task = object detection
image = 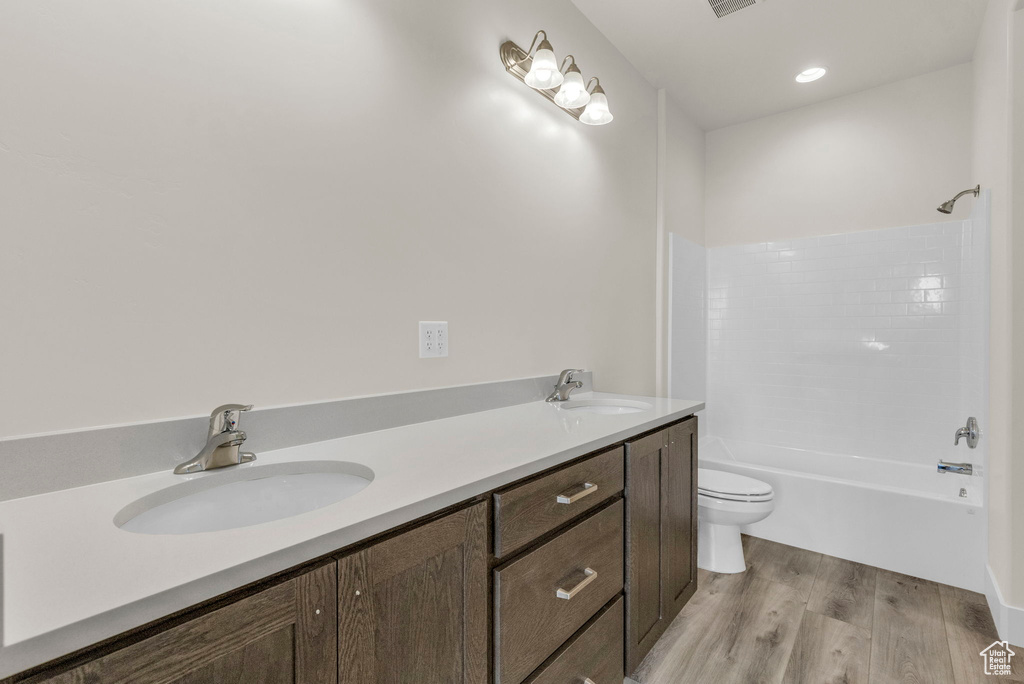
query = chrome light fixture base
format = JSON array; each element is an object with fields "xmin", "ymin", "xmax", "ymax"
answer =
[{"xmin": 500, "ymin": 39, "xmax": 587, "ymax": 122}]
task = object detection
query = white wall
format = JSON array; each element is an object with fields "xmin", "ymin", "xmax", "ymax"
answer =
[
  {"xmin": 665, "ymin": 98, "xmax": 706, "ymax": 247},
  {"xmin": 0, "ymin": 0, "xmax": 662, "ymax": 437},
  {"xmin": 656, "ymin": 93, "xmax": 706, "ymax": 394},
  {"xmin": 706, "ymin": 64, "xmax": 975, "ymax": 247},
  {"xmin": 668, "ymin": 234, "xmax": 706, "ymax": 428},
  {"xmin": 973, "ymin": 0, "xmax": 1020, "ymax": 620},
  {"xmin": 1013, "ymin": 5, "xmax": 1024, "ymax": 629}
]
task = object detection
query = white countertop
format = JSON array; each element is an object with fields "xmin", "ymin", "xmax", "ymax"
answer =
[{"xmin": 0, "ymin": 392, "xmax": 702, "ymax": 677}]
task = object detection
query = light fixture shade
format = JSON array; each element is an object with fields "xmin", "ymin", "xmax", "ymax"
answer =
[
  {"xmin": 524, "ymin": 40, "xmax": 564, "ymax": 90},
  {"xmin": 554, "ymin": 66, "xmax": 591, "ymax": 109},
  {"xmin": 579, "ymin": 89, "xmax": 613, "ymax": 125}
]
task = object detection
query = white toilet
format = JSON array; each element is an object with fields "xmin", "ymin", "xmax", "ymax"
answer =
[{"xmin": 697, "ymin": 468, "xmax": 774, "ymax": 574}]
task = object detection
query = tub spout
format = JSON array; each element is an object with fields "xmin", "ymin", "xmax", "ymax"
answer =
[{"xmin": 937, "ymin": 461, "xmax": 973, "ymax": 475}]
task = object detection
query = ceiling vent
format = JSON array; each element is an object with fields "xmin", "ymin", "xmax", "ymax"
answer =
[{"xmin": 708, "ymin": 0, "xmax": 759, "ymax": 19}]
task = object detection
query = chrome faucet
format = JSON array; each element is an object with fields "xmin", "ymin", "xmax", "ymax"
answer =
[
  {"xmin": 955, "ymin": 416, "xmax": 980, "ymax": 449},
  {"xmin": 546, "ymin": 369, "xmax": 584, "ymax": 402},
  {"xmin": 174, "ymin": 404, "xmax": 257, "ymax": 475},
  {"xmin": 938, "ymin": 461, "xmax": 974, "ymax": 475}
]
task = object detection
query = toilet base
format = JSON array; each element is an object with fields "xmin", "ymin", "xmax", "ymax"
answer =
[{"xmin": 697, "ymin": 521, "xmax": 747, "ymax": 574}]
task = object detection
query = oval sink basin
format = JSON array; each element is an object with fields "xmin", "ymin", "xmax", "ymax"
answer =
[
  {"xmin": 115, "ymin": 461, "xmax": 373, "ymax": 535},
  {"xmin": 554, "ymin": 399, "xmax": 653, "ymax": 415}
]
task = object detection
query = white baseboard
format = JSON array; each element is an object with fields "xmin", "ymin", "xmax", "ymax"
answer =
[{"xmin": 986, "ymin": 564, "xmax": 1024, "ymax": 646}]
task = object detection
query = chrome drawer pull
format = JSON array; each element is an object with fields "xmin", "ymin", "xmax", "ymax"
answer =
[
  {"xmin": 556, "ymin": 482, "xmax": 598, "ymax": 504},
  {"xmin": 583, "ymin": 679, "xmax": 597, "ymax": 684},
  {"xmin": 556, "ymin": 568, "xmax": 597, "ymax": 600}
]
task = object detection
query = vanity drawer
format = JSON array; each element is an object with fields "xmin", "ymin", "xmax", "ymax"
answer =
[
  {"xmin": 525, "ymin": 596, "xmax": 624, "ymax": 684},
  {"xmin": 495, "ymin": 500, "xmax": 624, "ymax": 684},
  {"xmin": 494, "ymin": 446, "xmax": 623, "ymax": 557}
]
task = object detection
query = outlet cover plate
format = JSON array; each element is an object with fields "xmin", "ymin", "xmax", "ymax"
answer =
[{"xmin": 419, "ymin": 321, "xmax": 448, "ymax": 358}]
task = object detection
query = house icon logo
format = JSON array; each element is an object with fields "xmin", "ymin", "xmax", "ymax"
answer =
[{"xmin": 980, "ymin": 640, "xmax": 1016, "ymax": 676}]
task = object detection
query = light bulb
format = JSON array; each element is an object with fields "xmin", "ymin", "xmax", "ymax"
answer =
[
  {"xmin": 795, "ymin": 67, "xmax": 827, "ymax": 83},
  {"xmin": 554, "ymin": 65, "xmax": 591, "ymax": 109},
  {"xmin": 579, "ymin": 86, "xmax": 613, "ymax": 125},
  {"xmin": 524, "ymin": 40, "xmax": 564, "ymax": 90}
]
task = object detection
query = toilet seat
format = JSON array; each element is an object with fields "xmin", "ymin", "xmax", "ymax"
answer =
[
  {"xmin": 698, "ymin": 468, "xmax": 773, "ymax": 503},
  {"xmin": 698, "ymin": 490, "xmax": 774, "ymax": 503}
]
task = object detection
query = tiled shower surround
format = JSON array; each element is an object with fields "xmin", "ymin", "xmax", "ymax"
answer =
[{"xmin": 704, "ymin": 206, "xmax": 989, "ymax": 467}]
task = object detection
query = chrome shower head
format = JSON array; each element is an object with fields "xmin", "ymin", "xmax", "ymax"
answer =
[{"xmin": 937, "ymin": 185, "xmax": 980, "ymax": 214}]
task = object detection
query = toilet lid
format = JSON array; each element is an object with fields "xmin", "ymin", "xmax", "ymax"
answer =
[{"xmin": 698, "ymin": 468, "xmax": 773, "ymax": 502}]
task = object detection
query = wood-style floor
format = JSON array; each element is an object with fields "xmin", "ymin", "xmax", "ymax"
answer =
[{"xmin": 632, "ymin": 535, "xmax": 1023, "ymax": 684}]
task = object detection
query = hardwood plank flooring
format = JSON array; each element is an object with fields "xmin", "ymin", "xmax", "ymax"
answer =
[
  {"xmin": 632, "ymin": 566, "xmax": 746, "ymax": 683},
  {"xmin": 870, "ymin": 570, "xmax": 955, "ymax": 683},
  {"xmin": 635, "ymin": 536, "xmax": 1022, "ymax": 684},
  {"xmin": 743, "ymin": 534, "xmax": 823, "ymax": 600},
  {"xmin": 939, "ymin": 583, "xmax": 1024, "ymax": 683},
  {"xmin": 807, "ymin": 555, "xmax": 877, "ymax": 631},
  {"xmin": 782, "ymin": 610, "xmax": 871, "ymax": 684},
  {"xmin": 710, "ymin": 577, "xmax": 806, "ymax": 684}
]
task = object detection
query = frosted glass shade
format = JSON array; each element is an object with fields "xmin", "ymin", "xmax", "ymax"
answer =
[
  {"xmin": 579, "ymin": 90, "xmax": 613, "ymax": 125},
  {"xmin": 524, "ymin": 46, "xmax": 564, "ymax": 90},
  {"xmin": 554, "ymin": 68, "xmax": 591, "ymax": 109}
]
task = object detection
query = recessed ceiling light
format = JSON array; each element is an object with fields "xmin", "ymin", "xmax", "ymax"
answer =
[{"xmin": 795, "ymin": 67, "xmax": 827, "ymax": 83}]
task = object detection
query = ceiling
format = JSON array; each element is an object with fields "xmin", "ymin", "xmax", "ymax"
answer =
[{"xmin": 571, "ymin": 0, "xmax": 988, "ymax": 130}]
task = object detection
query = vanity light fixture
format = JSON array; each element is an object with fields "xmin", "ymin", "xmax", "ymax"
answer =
[
  {"xmin": 579, "ymin": 78, "xmax": 613, "ymax": 125},
  {"xmin": 553, "ymin": 57, "xmax": 591, "ymax": 109},
  {"xmin": 795, "ymin": 66, "xmax": 827, "ymax": 83},
  {"xmin": 500, "ymin": 31, "xmax": 613, "ymax": 125},
  {"xmin": 523, "ymin": 32, "xmax": 563, "ymax": 90}
]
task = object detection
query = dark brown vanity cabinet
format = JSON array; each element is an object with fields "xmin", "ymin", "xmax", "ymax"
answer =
[
  {"xmin": 624, "ymin": 417, "xmax": 698, "ymax": 675},
  {"xmin": 31, "ymin": 504, "xmax": 488, "ymax": 684},
  {"xmin": 337, "ymin": 502, "xmax": 489, "ymax": 684},
  {"xmin": 492, "ymin": 447, "xmax": 626, "ymax": 684},
  {"xmin": 23, "ymin": 417, "xmax": 699, "ymax": 684},
  {"xmin": 495, "ymin": 501, "xmax": 624, "ymax": 684},
  {"xmin": 38, "ymin": 563, "xmax": 339, "ymax": 684}
]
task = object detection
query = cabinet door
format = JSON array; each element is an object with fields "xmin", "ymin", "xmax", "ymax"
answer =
[
  {"xmin": 41, "ymin": 564, "xmax": 338, "ymax": 684},
  {"xmin": 665, "ymin": 417, "xmax": 698, "ymax": 618},
  {"xmin": 337, "ymin": 502, "xmax": 488, "ymax": 684},
  {"xmin": 624, "ymin": 429, "xmax": 670, "ymax": 675},
  {"xmin": 624, "ymin": 417, "xmax": 698, "ymax": 676}
]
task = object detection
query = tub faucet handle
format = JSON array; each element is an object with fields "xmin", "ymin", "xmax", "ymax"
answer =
[{"xmin": 954, "ymin": 417, "xmax": 979, "ymax": 449}]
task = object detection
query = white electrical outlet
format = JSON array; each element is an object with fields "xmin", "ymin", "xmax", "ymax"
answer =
[{"xmin": 419, "ymin": 321, "xmax": 449, "ymax": 358}]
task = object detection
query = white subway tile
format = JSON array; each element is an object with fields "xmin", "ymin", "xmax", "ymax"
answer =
[{"xmin": 703, "ymin": 220, "xmax": 987, "ymax": 463}]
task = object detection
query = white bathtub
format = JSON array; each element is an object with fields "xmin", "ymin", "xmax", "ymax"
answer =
[{"xmin": 700, "ymin": 436, "xmax": 986, "ymax": 592}]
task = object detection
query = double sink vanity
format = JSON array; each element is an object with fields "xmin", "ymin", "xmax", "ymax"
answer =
[{"xmin": 0, "ymin": 382, "xmax": 703, "ymax": 683}]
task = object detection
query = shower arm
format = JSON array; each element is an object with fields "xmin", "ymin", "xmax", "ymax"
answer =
[{"xmin": 950, "ymin": 186, "xmax": 980, "ymax": 204}]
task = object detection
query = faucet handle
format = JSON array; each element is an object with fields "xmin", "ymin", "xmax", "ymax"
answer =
[
  {"xmin": 954, "ymin": 416, "xmax": 980, "ymax": 448},
  {"xmin": 208, "ymin": 404, "xmax": 253, "ymax": 436},
  {"xmin": 556, "ymin": 369, "xmax": 583, "ymax": 386}
]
